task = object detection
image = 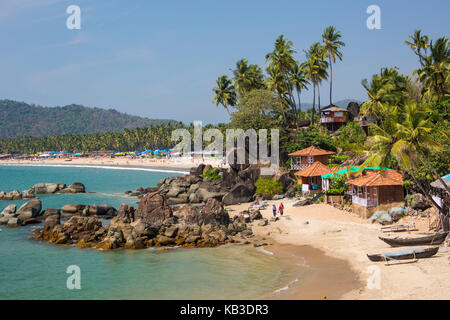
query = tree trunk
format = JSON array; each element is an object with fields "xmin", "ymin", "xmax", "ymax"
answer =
[
  {"xmin": 312, "ymin": 81, "xmax": 316, "ymax": 125},
  {"xmin": 329, "ymin": 54, "xmax": 333, "ymax": 106}
]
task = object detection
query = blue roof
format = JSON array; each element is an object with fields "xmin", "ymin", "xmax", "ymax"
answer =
[
  {"xmin": 443, "ymin": 173, "xmax": 450, "ymax": 180},
  {"xmin": 321, "ymin": 166, "xmax": 392, "ymax": 179}
]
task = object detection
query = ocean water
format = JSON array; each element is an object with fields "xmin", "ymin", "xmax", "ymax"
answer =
[{"xmin": 0, "ymin": 165, "xmax": 303, "ymax": 300}]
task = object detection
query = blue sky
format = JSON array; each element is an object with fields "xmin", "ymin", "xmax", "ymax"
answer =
[{"xmin": 0, "ymin": 0, "xmax": 448, "ymax": 124}]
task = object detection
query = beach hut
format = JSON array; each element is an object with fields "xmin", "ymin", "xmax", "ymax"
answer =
[
  {"xmin": 295, "ymin": 161, "xmax": 335, "ymax": 193},
  {"xmin": 320, "ymin": 104, "xmax": 349, "ymax": 131},
  {"xmin": 288, "ymin": 145, "xmax": 335, "ymax": 171},
  {"xmin": 347, "ymin": 170, "xmax": 404, "ymax": 218}
]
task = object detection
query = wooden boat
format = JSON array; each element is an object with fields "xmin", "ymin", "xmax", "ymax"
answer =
[
  {"xmin": 379, "ymin": 231, "xmax": 448, "ymax": 247},
  {"xmin": 367, "ymin": 247, "xmax": 439, "ymax": 262}
]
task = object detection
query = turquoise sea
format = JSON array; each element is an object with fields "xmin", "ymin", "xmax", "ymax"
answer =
[{"xmin": 0, "ymin": 165, "xmax": 302, "ymax": 300}]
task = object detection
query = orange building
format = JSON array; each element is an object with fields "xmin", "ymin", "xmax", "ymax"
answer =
[
  {"xmin": 294, "ymin": 161, "xmax": 339, "ymax": 193},
  {"xmin": 347, "ymin": 170, "xmax": 404, "ymax": 218},
  {"xmin": 288, "ymin": 145, "xmax": 335, "ymax": 171}
]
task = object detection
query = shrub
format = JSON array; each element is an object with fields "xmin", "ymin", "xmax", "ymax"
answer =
[
  {"xmin": 255, "ymin": 177, "xmax": 284, "ymax": 199},
  {"xmin": 200, "ymin": 167, "xmax": 221, "ymax": 181},
  {"xmin": 325, "ymin": 175, "xmax": 347, "ymax": 195}
]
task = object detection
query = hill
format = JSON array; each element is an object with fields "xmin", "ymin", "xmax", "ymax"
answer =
[
  {"xmin": 300, "ymin": 99, "xmax": 362, "ymax": 111},
  {"xmin": 0, "ymin": 100, "xmax": 179, "ymax": 139}
]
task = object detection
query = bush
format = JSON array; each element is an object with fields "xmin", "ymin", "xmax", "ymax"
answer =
[
  {"xmin": 325, "ymin": 175, "xmax": 347, "ymax": 195},
  {"xmin": 255, "ymin": 177, "xmax": 284, "ymax": 199},
  {"xmin": 200, "ymin": 167, "xmax": 221, "ymax": 181}
]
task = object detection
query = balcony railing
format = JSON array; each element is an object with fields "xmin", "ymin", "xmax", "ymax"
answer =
[
  {"xmin": 352, "ymin": 195, "xmax": 379, "ymax": 207},
  {"xmin": 320, "ymin": 117, "xmax": 346, "ymax": 123},
  {"xmin": 290, "ymin": 163, "xmax": 311, "ymax": 171}
]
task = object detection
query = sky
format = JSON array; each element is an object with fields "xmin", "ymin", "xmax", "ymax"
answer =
[{"xmin": 0, "ymin": 0, "xmax": 449, "ymax": 124}]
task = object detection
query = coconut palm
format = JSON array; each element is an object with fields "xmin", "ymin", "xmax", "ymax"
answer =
[
  {"xmin": 405, "ymin": 29, "xmax": 430, "ymax": 65},
  {"xmin": 212, "ymin": 75, "xmax": 236, "ymax": 114},
  {"xmin": 363, "ymin": 103, "xmax": 449, "ymax": 229},
  {"xmin": 290, "ymin": 63, "xmax": 309, "ymax": 118},
  {"xmin": 322, "ymin": 26, "xmax": 345, "ymax": 105},
  {"xmin": 230, "ymin": 59, "xmax": 265, "ymax": 99}
]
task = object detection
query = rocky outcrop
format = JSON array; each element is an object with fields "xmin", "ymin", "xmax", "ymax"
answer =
[
  {"xmin": 33, "ymin": 193, "xmax": 256, "ymax": 250},
  {"xmin": 59, "ymin": 182, "xmax": 86, "ymax": 193},
  {"xmin": 0, "ymin": 198, "xmax": 43, "ymax": 227},
  {"xmin": 0, "ymin": 182, "xmax": 85, "ymax": 199},
  {"xmin": 410, "ymin": 193, "xmax": 431, "ymax": 210},
  {"xmin": 61, "ymin": 203, "xmax": 117, "ymax": 218},
  {"xmin": 155, "ymin": 164, "xmax": 261, "ymax": 206}
]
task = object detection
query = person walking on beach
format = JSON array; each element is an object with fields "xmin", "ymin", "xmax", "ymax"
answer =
[
  {"xmin": 278, "ymin": 203, "xmax": 284, "ymax": 216},
  {"xmin": 272, "ymin": 204, "xmax": 277, "ymax": 218}
]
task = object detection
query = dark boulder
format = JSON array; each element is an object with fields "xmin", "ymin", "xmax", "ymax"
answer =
[
  {"xmin": 222, "ymin": 183, "xmax": 253, "ymax": 205},
  {"xmin": 134, "ymin": 193, "xmax": 173, "ymax": 227}
]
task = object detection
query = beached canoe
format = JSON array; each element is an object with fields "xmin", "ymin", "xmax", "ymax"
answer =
[
  {"xmin": 379, "ymin": 231, "xmax": 448, "ymax": 247},
  {"xmin": 367, "ymin": 247, "xmax": 439, "ymax": 262}
]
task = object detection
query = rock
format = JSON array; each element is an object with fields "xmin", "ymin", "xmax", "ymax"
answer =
[
  {"xmin": 124, "ymin": 190, "xmax": 132, "ymax": 194},
  {"xmin": 0, "ymin": 216, "xmax": 10, "ymax": 225},
  {"xmin": 222, "ymin": 183, "xmax": 253, "ymax": 205},
  {"xmin": 59, "ymin": 182, "xmax": 86, "ymax": 193},
  {"xmin": 134, "ymin": 193, "xmax": 173, "ymax": 228},
  {"xmin": 257, "ymin": 219, "xmax": 268, "ymax": 226},
  {"xmin": 155, "ymin": 235, "xmax": 176, "ymax": 246},
  {"xmin": 88, "ymin": 204, "xmax": 117, "ymax": 217},
  {"xmin": 6, "ymin": 217, "xmax": 21, "ymax": 227},
  {"xmin": 16, "ymin": 198, "xmax": 42, "ymax": 220},
  {"xmin": 197, "ymin": 198, "xmax": 230, "ymax": 226},
  {"xmin": 61, "ymin": 204, "xmax": 87, "ymax": 214},
  {"xmin": 272, "ymin": 194, "xmax": 285, "ymax": 200},
  {"xmin": 284, "ymin": 185, "xmax": 297, "ymax": 198},
  {"xmin": 190, "ymin": 164, "xmax": 206, "ymax": 176},
  {"xmin": 9, "ymin": 190, "xmax": 22, "ymax": 200},
  {"xmin": 388, "ymin": 206, "xmax": 404, "ymax": 222},
  {"xmin": 1, "ymin": 204, "xmax": 16, "ymax": 215},
  {"xmin": 404, "ymin": 207, "xmax": 418, "ymax": 217},
  {"xmin": 22, "ymin": 189, "xmax": 35, "ymax": 198},
  {"xmin": 164, "ymin": 225, "xmax": 178, "ymax": 238},
  {"xmin": 278, "ymin": 172, "xmax": 296, "ymax": 191},
  {"xmin": 196, "ymin": 188, "xmax": 225, "ymax": 202},
  {"xmin": 32, "ymin": 183, "xmax": 64, "ymax": 194},
  {"xmin": 249, "ymin": 210, "xmax": 263, "ymax": 221},
  {"xmin": 347, "ymin": 102, "xmax": 360, "ymax": 121},
  {"xmin": 411, "ymin": 193, "xmax": 431, "ymax": 210},
  {"xmin": 21, "ymin": 218, "xmax": 41, "ymax": 226},
  {"xmin": 369, "ymin": 211, "xmax": 392, "ymax": 225},
  {"xmin": 293, "ymin": 199, "xmax": 313, "ymax": 207}
]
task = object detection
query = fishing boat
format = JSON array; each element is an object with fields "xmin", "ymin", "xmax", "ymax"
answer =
[
  {"xmin": 367, "ymin": 247, "xmax": 439, "ymax": 262},
  {"xmin": 379, "ymin": 231, "xmax": 448, "ymax": 247}
]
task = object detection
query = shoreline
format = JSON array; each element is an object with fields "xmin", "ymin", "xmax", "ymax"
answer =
[
  {"xmin": 227, "ymin": 200, "xmax": 450, "ymax": 300},
  {"xmin": 0, "ymin": 159, "xmax": 193, "ymax": 174}
]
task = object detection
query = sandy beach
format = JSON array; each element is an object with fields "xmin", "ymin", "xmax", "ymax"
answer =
[
  {"xmin": 0, "ymin": 157, "xmax": 224, "ymax": 173},
  {"xmin": 227, "ymin": 200, "xmax": 450, "ymax": 300}
]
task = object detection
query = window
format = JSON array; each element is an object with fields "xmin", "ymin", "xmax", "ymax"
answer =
[
  {"xmin": 308, "ymin": 156, "xmax": 314, "ymax": 164},
  {"xmin": 296, "ymin": 157, "xmax": 301, "ymax": 165},
  {"xmin": 373, "ymin": 187, "xmax": 377, "ymax": 196},
  {"xmin": 335, "ymin": 112, "xmax": 343, "ymax": 117}
]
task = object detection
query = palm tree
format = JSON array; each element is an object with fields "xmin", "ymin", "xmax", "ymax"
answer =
[
  {"xmin": 212, "ymin": 75, "xmax": 236, "ymax": 114},
  {"xmin": 363, "ymin": 103, "xmax": 449, "ymax": 230},
  {"xmin": 415, "ymin": 37, "xmax": 449, "ymax": 103},
  {"xmin": 265, "ymin": 35, "xmax": 297, "ymax": 113},
  {"xmin": 231, "ymin": 59, "xmax": 265, "ymax": 99},
  {"xmin": 302, "ymin": 43, "xmax": 328, "ymax": 124},
  {"xmin": 290, "ymin": 63, "xmax": 309, "ymax": 122},
  {"xmin": 322, "ymin": 26, "xmax": 345, "ymax": 105},
  {"xmin": 405, "ymin": 29, "xmax": 429, "ymax": 65}
]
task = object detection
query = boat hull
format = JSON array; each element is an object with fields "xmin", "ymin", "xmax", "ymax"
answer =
[
  {"xmin": 367, "ymin": 247, "xmax": 440, "ymax": 262},
  {"xmin": 379, "ymin": 231, "xmax": 448, "ymax": 247}
]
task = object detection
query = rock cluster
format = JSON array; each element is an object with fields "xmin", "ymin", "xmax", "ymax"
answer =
[
  {"xmin": 0, "ymin": 182, "xmax": 85, "ymax": 200},
  {"xmin": 125, "ymin": 186, "xmax": 158, "ymax": 198},
  {"xmin": 154, "ymin": 164, "xmax": 262, "ymax": 206},
  {"xmin": 33, "ymin": 192, "xmax": 257, "ymax": 249},
  {"xmin": 0, "ymin": 198, "xmax": 44, "ymax": 227},
  {"xmin": 61, "ymin": 203, "xmax": 117, "ymax": 218}
]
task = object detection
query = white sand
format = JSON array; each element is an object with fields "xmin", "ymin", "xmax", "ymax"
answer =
[{"xmin": 227, "ymin": 199, "xmax": 450, "ymax": 300}]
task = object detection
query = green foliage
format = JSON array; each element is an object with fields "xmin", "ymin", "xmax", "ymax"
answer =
[
  {"xmin": 200, "ymin": 167, "xmax": 221, "ymax": 181},
  {"xmin": 332, "ymin": 122, "xmax": 366, "ymax": 154},
  {"xmin": 230, "ymin": 89, "xmax": 287, "ymax": 131},
  {"xmin": 255, "ymin": 177, "xmax": 284, "ymax": 199},
  {"xmin": 325, "ymin": 175, "xmax": 347, "ymax": 195},
  {"xmin": 328, "ymin": 154, "xmax": 350, "ymax": 167},
  {"xmin": 282, "ymin": 129, "xmax": 336, "ymax": 155},
  {"xmin": 0, "ymin": 100, "xmax": 178, "ymax": 139}
]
